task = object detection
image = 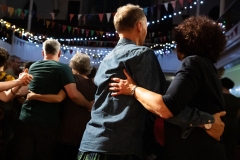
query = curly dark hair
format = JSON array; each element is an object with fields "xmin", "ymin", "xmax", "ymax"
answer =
[
  {"xmin": 0, "ymin": 47, "xmax": 9, "ymax": 67},
  {"xmin": 173, "ymin": 16, "xmax": 227, "ymax": 63}
]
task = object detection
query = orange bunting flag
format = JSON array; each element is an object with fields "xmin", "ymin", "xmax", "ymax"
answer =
[
  {"xmin": 69, "ymin": 14, "xmax": 74, "ymax": 22},
  {"xmin": 46, "ymin": 21, "xmax": 50, "ymax": 28},
  {"xmin": 98, "ymin": 14, "xmax": 104, "ymax": 22},
  {"xmin": 8, "ymin": 7, "xmax": 14, "ymax": 17},
  {"xmin": 100, "ymin": 31, "xmax": 103, "ymax": 37}
]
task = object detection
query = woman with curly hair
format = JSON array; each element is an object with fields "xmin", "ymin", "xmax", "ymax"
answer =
[{"xmin": 109, "ymin": 16, "xmax": 227, "ymax": 160}]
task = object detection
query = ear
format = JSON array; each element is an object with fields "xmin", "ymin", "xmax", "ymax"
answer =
[
  {"xmin": 136, "ymin": 20, "xmax": 143, "ymax": 32},
  {"xmin": 42, "ymin": 50, "xmax": 44, "ymax": 57},
  {"xmin": 58, "ymin": 50, "xmax": 61, "ymax": 58}
]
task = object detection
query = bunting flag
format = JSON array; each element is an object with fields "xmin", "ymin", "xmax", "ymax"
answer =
[
  {"xmin": 17, "ymin": 9, "xmax": 22, "ymax": 16},
  {"xmin": 67, "ymin": 26, "xmax": 71, "ymax": 33},
  {"xmin": 106, "ymin": 13, "xmax": 111, "ymax": 22},
  {"xmin": 179, "ymin": 0, "xmax": 184, "ymax": 7},
  {"xmin": 87, "ymin": 14, "xmax": 92, "ymax": 21},
  {"xmin": 85, "ymin": 30, "xmax": 89, "ymax": 36},
  {"xmin": 21, "ymin": 12, "xmax": 25, "ymax": 19},
  {"xmin": 14, "ymin": 9, "xmax": 18, "ymax": 15},
  {"xmin": 8, "ymin": 7, "xmax": 14, "ymax": 17},
  {"xmin": 83, "ymin": 15, "xmax": 86, "ymax": 24},
  {"xmin": 188, "ymin": 0, "xmax": 192, "ymax": 4},
  {"xmin": 51, "ymin": 22, "xmax": 56, "ymax": 28},
  {"xmin": 1, "ymin": 5, "xmax": 7, "ymax": 13},
  {"xmin": 62, "ymin": 25, "xmax": 67, "ymax": 33},
  {"xmin": 78, "ymin": 14, "xmax": 82, "ymax": 20},
  {"xmin": 96, "ymin": 31, "xmax": 99, "ymax": 36},
  {"xmin": 91, "ymin": 30, "xmax": 94, "ymax": 36},
  {"xmin": 58, "ymin": 23, "xmax": 62, "ymax": 29},
  {"xmin": 81, "ymin": 29, "xmax": 85, "ymax": 34},
  {"xmin": 163, "ymin": 36, "xmax": 166, "ymax": 42},
  {"xmin": 98, "ymin": 14, "xmax": 104, "ymax": 22},
  {"xmin": 69, "ymin": 14, "xmax": 74, "ymax": 22},
  {"xmin": 150, "ymin": 6, "xmax": 154, "ymax": 15},
  {"xmin": 100, "ymin": 31, "xmax": 103, "ymax": 36},
  {"xmin": 164, "ymin": 3, "xmax": 168, "ymax": 11},
  {"xmin": 24, "ymin": 10, "xmax": 29, "ymax": 16},
  {"xmin": 50, "ymin": 12, "xmax": 55, "ymax": 20},
  {"xmin": 171, "ymin": 1, "xmax": 176, "ymax": 10},
  {"xmin": 46, "ymin": 21, "xmax": 50, "ymax": 28},
  {"xmin": 77, "ymin": 28, "xmax": 80, "ymax": 35},
  {"xmin": 152, "ymin": 32, "xmax": 155, "ymax": 37},
  {"xmin": 143, "ymin": 8, "xmax": 148, "ymax": 15},
  {"xmin": 99, "ymin": 41, "xmax": 103, "ymax": 46}
]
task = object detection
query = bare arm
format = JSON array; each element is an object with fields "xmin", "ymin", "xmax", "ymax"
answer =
[
  {"xmin": 110, "ymin": 69, "xmax": 173, "ymax": 119},
  {"xmin": 26, "ymin": 90, "xmax": 66, "ymax": 103},
  {"xmin": 64, "ymin": 83, "xmax": 92, "ymax": 111}
]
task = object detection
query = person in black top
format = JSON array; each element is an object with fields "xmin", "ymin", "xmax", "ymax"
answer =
[
  {"xmin": 110, "ymin": 16, "xmax": 227, "ymax": 160},
  {"xmin": 221, "ymin": 77, "xmax": 240, "ymax": 160}
]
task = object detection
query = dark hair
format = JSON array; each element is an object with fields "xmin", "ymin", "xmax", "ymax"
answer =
[
  {"xmin": 0, "ymin": 47, "xmax": 9, "ymax": 67},
  {"xmin": 23, "ymin": 61, "xmax": 35, "ymax": 70},
  {"xmin": 221, "ymin": 77, "xmax": 234, "ymax": 89},
  {"xmin": 174, "ymin": 16, "xmax": 227, "ymax": 63}
]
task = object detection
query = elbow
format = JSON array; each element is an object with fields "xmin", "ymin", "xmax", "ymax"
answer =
[{"xmin": 155, "ymin": 99, "xmax": 173, "ymax": 119}]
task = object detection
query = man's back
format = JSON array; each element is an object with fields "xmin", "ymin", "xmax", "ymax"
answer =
[
  {"xmin": 80, "ymin": 38, "xmax": 166, "ymax": 158},
  {"xmin": 19, "ymin": 60, "xmax": 75, "ymax": 127}
]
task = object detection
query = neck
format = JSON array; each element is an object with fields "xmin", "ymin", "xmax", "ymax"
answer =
[
  {"xmin": 222, "ymin": 88, "xmax": 230, "ymax": 94},
  {"xmin": 119, "ymin": 32, "xmax": 141, "ymax": 45},
  {"xmin": 75, "ymin": 73, "xmax": 89, "ymax": 79},
  {"xmin": 0, "ymin": 66, "xmax": 3, "ymax": 71},
  {"xmin": 44, "ymin": 55, "xmax": 59, "ymax": 61}
]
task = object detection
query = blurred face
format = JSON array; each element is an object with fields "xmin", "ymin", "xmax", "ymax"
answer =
[
  {"xmin": 138, "ymin": 17, "xmax": 147, "ymax": 46},
  {"xmin": 12, "ymin": 58, "xmax": 21, "ymax": 71}
]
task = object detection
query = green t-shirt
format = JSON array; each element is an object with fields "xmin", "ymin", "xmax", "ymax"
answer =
[{"xmin": 20, "ymin": 60, "xmax": 75, "ymax": 127}]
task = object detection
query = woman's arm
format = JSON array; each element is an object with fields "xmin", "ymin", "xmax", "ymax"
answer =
[
  {"xmin": 110, "ymin": 69, "xmax": 173, "ymax": 119},
  {"xmin": 27, "ymin": 90, "xmax": 67, "ymax": 103}
]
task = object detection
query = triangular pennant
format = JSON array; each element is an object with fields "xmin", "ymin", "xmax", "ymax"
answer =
[
  {"xmin": 17, "ymin": 9, "xmax": 22, "ymax": 16},
  {"xmin": 69, "ymin": 14, "xmax": 74, "ymax": 22},
  {"xmin": 99, "ymin": 41, "xmax": 103, "ymax": 46},
  {"xmin": 14, "ymin": 9, "xmax": 18, "ymax": 15},
  {"xmin": 143, "ymin": 8, "xmax": 148, "ymax": 15},
  {"xmin": 21, "ymin": 12, "xmax": 25, "ymax": 19},
  {"xmin": 87, "ymin": 14, "xmax": 92, "ymax": 20},
  {"xmin": 81, "ymin": 29, "xmax": 85, "ymax": 34},
  {"xmin": 85, "ymin": 30, "xmax": 89, "ymax": 36},
  {"xmin": 100, "ymin": 31, "xmax": 103, "ymax": 36},
  {"xmin": 78, "ymin": 14, "xmax": 82, "ymax": 20},
  {"xmin": 1, "ymin": 5, "xmax": 7, "ymax": 13},
  {"xmin": 62, "ymin": 25, "xmax": 67, "ymax": 33},
  {"xmin": 106, "ymin": 13, "xmax": 111, "ymax": 22},
  {"xmin": 164, "ymin": 36, "xmax": 166, "ymax": 41},
  {"xmin": 188, "ymin": 0, "xmax": 192, "ymax": 4},
  {"xmin": 50, "ymin": 12, "xmax": 55, "ymax": 20},
  {"xmin": 96, "ymin": 31, "xmax": 99, "ymax": 36},
  {"xmin": 179, "ymin": 0, "xmax": 184, "ymax": 7},
  {"xmin": 151, "ymin": 6, "xmax": 154, "ymax": 15},
  {"xmin": 83, "ymin": 15, "xmax": 86, "ymax": 24},
  {"xmin": 91, "ymin": 30, "xmax": 94, "ymax": 36},
  {"xmin": 8, "ymin": 7, "xmax": 14, "ymax": 17},
  {"xmin": 58, "ymin": 23, "xmax": 62, "ymax": 29},
  {"xmin": 24, "ymin": 10, "xmax": 29, "ymax": 16},
  {"xmin": 106, "ymin": 32, "xmax": 109, "ymax": 38},
  {"xmin": 164, "ymin": 3, "xmax": 168, "ymax": 11},
  {"xmin": 171, "ymin": 1, "xmax": 177, "ymax": 10},
  {"xmin": 152, "ymin": 32, "xmax": 155, "ymax": 37},
  {"xmin": 51, "ymin": 22, "xmax": 56, "ymax": 28},
  {"xmin": 98, "ymin": 14, "xmax": 104, "ymax": 22},
  {"xmin": 67, "ymin": 26, "xmax": 72, "ymax": 33},
  {"xmin": 77, "ymin": 28, "xmax": 80, "ymax": 35},
  {"xmin": 46, "ymin": 21, "xmax": 50, "ymax": 28}
]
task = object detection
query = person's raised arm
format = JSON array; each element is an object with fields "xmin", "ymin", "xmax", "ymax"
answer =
[
  {"xmin": 26, "ymin": 90, "xmax": 66, "ymax": 103},
  {"xmin": 64, "ymin": 83, "xmax": 92, "ymax": 111}
]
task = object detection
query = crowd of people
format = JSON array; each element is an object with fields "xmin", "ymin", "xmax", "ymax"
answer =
[{"xmin": 0, "ymin": 3, "xmax": 239, "ymax": 160}]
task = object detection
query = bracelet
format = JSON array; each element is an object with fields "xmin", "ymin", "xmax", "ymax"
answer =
[
  {"xmin": 131, "ymin": 85, "xmax": 138, "ymax": 96},
  {"xmin": 11, "ymin": 88, "xmax": 16, "ymax": 95}
]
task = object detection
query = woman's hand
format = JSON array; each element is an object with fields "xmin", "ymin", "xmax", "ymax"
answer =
[
  {"xmin": 109, "ymin": 69, "xmax": 137, "ymax": 96},
  {"xmin": 18, "ymin": 69, "xmax": 33, "ymax": 86},
  {"xmin": 26, "ymin": 90, "xmax": 37, "ymax": 100}
]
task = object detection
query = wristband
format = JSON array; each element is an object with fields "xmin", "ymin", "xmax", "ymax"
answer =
[{"xmin": 131, "ymin": 85, "xmax": 138, "ymax": 96}]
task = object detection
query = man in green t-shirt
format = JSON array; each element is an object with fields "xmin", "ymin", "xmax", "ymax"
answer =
[{"xmin": 14, "ymin": 39, "xmax": 92, "ymax": 160}]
